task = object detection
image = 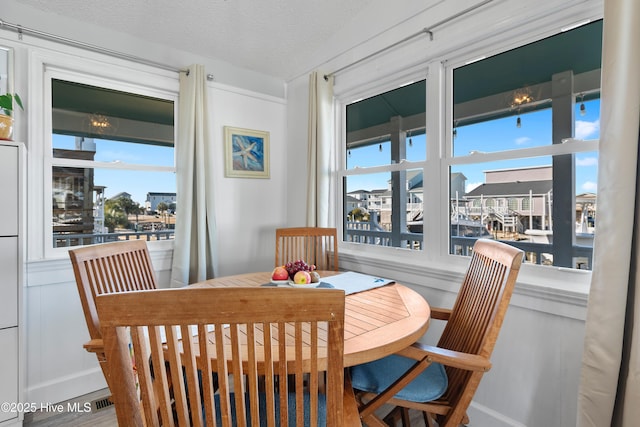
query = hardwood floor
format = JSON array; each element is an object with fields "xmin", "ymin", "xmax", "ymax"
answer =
[{"xmin": 23, "ymin": 389, "xmax": 116, "ymax": 427}]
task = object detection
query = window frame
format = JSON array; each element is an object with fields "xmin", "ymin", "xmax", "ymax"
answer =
[
  {"xmin": 334, "ymin": 16, "xmax": 600, "ymax": 291},
  {"xmin": 339, "ymin": 73, "xmax": 429, "ymax": 253},
  {"xmin": 29, "ymin": 51, "xmax": 179, "ymax": 260}
]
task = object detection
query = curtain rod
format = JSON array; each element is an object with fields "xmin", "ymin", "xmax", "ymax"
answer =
[
  {"xmin": 0, "ymin": 17, "xmax": 214, "ymax": 80},
  {"xmin": 323, "ymin": 0, "xmax": 494, "ymax": 81}
]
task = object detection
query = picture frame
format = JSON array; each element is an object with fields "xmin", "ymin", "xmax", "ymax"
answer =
[{"xmin": 224, "ymin": 126, "xmax": 270, "ymax": 179}]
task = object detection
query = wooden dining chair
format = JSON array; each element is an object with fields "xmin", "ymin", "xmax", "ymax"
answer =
[
  {"xmin": 96, "ymin": 286, "xmax": 350, "ymax": 426},
  {"xmin": 350, "ymin": 239, "xmax": 524, "ymax": 427},
  {"xmin": 275, "ymin": 227, "xmax": 339, "ymax": 271},
  {"xmin": 68, "ymin": 240, "xmax": 158, "ymax": 391}
]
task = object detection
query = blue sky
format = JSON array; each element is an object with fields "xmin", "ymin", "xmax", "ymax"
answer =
[
  {"xmin": 52, "ymin": 97, "xmax": 600, "ymax": 205},
  {"xmin": 346, "ymin": 99, "xmax": 600, "ymax": 195},
  {"xmin": 53, "ymin": 134, "xmax": 176, "ymax": 205}
]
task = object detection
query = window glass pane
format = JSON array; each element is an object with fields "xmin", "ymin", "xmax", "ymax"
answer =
[
  {"xmin": 53, "ymin": 167, "xmax": 176, "ymax": 248},
  {"xmin": 344, "ymin": 169, "xmax": 423, "ymax": 249},
  {"xmin": 50, "ymin": 78, "xmax": 175, "ymax": 249},
  {"xmin": 53, "ymin": 135, "xmax": 174, "ymax": 167},
  {"xmin": 406, "ymin": 131, "xmax": 426, "ymax": 162},
  {"xmin": 343, "ymin": 79, "xmax": 426, "ymax": 250},
  {"xmin": 450, "ymin": 20, "xmax": 601, "ymax": 270},
  {"xmin": 575, "ymin": 98, "xmax": 601, "ymax": 140},
  {"xmin": 453, "ymin": 108, "xmax": 552, "ymax": 156},
  {"xmin": 345, "ymin": 172, "xmax": 390, "ymax": 244},
  {"xmin": 346, "ymin": 80, "xmax": 425, "ymax": 169},
  {"xmin": 347, "ymin": 140, "xmax": 390, "ymax": 169},
  {"xmin": 450, "ymin": 154, "xmax": 596, "ymax": 269}
]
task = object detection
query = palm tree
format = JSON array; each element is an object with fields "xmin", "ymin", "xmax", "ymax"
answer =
[{"xmin": 104, "ymin": 198, "xmax": 128, "ymax": 232}]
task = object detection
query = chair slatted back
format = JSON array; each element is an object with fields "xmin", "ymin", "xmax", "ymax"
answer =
[
  {"xmin": 97, "ymin": 287, "xmax": 346, "ymax": 427},
  {"xmin": 438, "ymin": 239, "xmax": 523, "ymax": 404},
  {"xmin": 275, "ymin": 227, "xmax": 339, "ymax": 271},
  {"xmin": 69, "ymin": 240, "xmax": 158, "ymax": 343}
]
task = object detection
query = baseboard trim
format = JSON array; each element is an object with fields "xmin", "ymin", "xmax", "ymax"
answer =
[
  {"xmin": 468, "ymin": 400, "xmax": 528, "ymax": 427},
  {"xmin": 26, "ymin": 367, "xmax": 107, "ymax": 406}
]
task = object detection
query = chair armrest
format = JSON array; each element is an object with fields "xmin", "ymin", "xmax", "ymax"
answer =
[
  {"xmin": 410, "ymin": 342, "xmax": 492, "ymax": 372},
  {"xmin": 430, "ymin": 307, "xmax": 452, "ymax": 321},
  {"xmin": 83, "ymin": 339, "xmax": 105, "ymax": 354}
]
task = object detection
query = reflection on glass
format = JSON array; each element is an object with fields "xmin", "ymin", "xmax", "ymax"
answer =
[
  {"xmin": 344, "ymin": 169, "xmax": 423, "ymax": 250},
  {"xmin": 0, "ymin": 47, "xmax": 9, "ymax": 95},
  {"xmin": 450, "ymin": 154, "xmax": 597, "ymax": 270},
  {"xmin": 344, "ymin": 172, "xmax": 390, "ymax": 234},
  {"xmin": 52, "ymin": 166, "xmax": 176, "ymax": 248}
]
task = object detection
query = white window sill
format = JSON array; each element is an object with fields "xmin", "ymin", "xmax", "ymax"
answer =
[{"xmin": 338, "ymin": 244, "xmax": 590, "ymax": 320}]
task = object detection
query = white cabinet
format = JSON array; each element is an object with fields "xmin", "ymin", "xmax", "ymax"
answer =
[
  {"xmin": 0, "ymin": 329, "xmax": 19, "ymax": 424},
  {"xmin": 0, "ymin": 143, "xmax": 23, "ymax": 427},
  {"xmin": 0, "ymin": 238, "xmax": 18, "ymax": 329}
]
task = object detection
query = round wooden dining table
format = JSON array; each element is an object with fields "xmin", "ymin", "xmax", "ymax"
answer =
[{"xmin": 190, "ymin": 270, "xmax": 431, "ymax": 367}]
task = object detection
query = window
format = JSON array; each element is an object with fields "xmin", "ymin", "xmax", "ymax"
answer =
[
  {"xmin": 343, "ymin": 80, "xmax": 426, "ymax": 249},
  {"xmin": 339, "ymin": 19, "xmax": 601, "ymax": 272},
  {"xmin": 448, "ymin": 20, "xmax": 601, "ymax": 270},
  {"xmin": 50, "ymin": 79, "xmax": 176, "ymax": 248}
]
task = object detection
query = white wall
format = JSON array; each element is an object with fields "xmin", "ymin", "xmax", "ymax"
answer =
[
  {"xmin": 209, "ymin": 83, "xmax": 288, "ymax": 276},
  {"xmin": 0, "ymin": 6, "xmax": 290, "ymax": 406},
  {"xmin": 21, "ymin": 79, "xmax": 288, "ymax": 404}
]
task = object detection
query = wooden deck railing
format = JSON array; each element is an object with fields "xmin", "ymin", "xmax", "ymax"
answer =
[{"xmin": 345, "ymin": 223, "xmax": 592, "ymax": 270}]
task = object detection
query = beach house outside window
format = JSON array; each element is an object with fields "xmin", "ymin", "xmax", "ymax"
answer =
[{"xmin": 448, "ymin": 20, "xmax": 602, "ymax": 269}]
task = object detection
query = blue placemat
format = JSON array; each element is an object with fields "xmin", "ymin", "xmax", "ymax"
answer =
[{"xmin": 319, "ymin": 271, "xmax": 394, "ymax": 295}]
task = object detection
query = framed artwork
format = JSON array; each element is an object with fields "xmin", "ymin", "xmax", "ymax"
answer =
[{"xmin": 224, "ymin": 126, "xmax": 270, "ymax": 178}]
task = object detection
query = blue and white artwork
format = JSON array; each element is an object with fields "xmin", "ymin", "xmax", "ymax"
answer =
[
  {"xmin": 224, "ymin": 126, "xmax": 270, "ymax": 178},
  {"xmin": 231, "ymin": 133, "xmax": 264, "ymax": 172}
]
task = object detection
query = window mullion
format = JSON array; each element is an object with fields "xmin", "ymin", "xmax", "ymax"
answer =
[{"xmin": 390, "ymin": 116, "xmax": 407, "ymax": 247}]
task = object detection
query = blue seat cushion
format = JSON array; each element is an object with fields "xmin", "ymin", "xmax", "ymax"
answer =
[
  {"xmin": 350, "ymin": 354, "xmax": 448, "ymax": 402},
  {"xmin": 212, "ymin": 391, "xmax": 327, "ymax": 427}
]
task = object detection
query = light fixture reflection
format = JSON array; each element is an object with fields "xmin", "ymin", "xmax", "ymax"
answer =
[{"xmin": 86, "ymin": 113, "xmax": 118, "ymax": 135}]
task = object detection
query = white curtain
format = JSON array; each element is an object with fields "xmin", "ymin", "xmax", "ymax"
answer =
[
  {"xmin": 577, "ymin": 1, "xmax": 640, "ymax": 425},
  {"xmin": 306, "ymin": 71, "xmax": 335, "ymax": 227},
  {"xmin": 170, "ymin": 64, "xmax": 218, "ymax": 287}
]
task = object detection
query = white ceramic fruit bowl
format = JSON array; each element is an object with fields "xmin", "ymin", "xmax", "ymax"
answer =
[
  {"xmin": 270, "ymin": 279, "xmax": 290, "ymax": 285},
  {"xmin": 290, "ymin": 280, "xmax": 316, "ymax": 287}
]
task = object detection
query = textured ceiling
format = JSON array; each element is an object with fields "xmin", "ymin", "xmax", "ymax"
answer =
[{"xmin": 16, "ymin": 0, "xmax": 373, "ymax": 80}]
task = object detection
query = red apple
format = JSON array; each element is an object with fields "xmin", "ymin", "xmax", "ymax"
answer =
[
  {"xmin": 271, "ymin": 266, "xmax": 289, "ymax": 281},
  {"xmin": 293, "ymin": 270, "xmax": 311, "ymax": 285}
]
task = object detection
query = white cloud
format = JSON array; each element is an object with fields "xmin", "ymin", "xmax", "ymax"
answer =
[
  {"xmin": 576, "ymin": 157, "xmax": 598, "ymax": 167},
  {"xmin": 515, "ymin": 137, "xmax": 531, "ymax": 145},
  {"xmin": 575, "ymin": 119, "xmax": 600, "ymax": 140},
  {"xmin": 582, "ymin": 181, "xmax": 597, "ymax": 192},
  {"xmin": 466, "ymin": 182, "xmax": 482, "ymax": 192},
  {"xmin": 100, "ymin": 150, "xmax": 142, "ymax": 163}
]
